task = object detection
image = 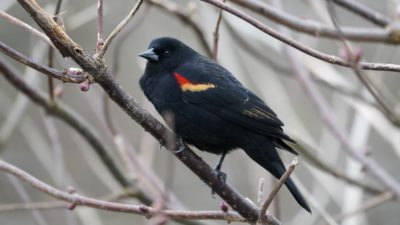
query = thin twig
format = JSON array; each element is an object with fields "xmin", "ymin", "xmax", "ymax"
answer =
[
  {"xmin": 200, "ymin": 0, "xmax": 400, "ymax": 73},
  {"xmin": 212, "ymin": 0, "xmax": 226, "ymax": 60},
  {"xmin": 292, "ymin": 139, "xmax": 383, "ymax": 195},
  {"xmin": 225, "ymin": 19, "xmax": 378, "ymax": 108},
  {"xmin": 279, "ymin": 23, "xmax": 400, "ymax": 200},
  {"xmin": 257, "ymin": 178, "xmax": 265, "ymax": 208},
  {"xmin": 230, "ymin": 0, "xmax": 398, "ymax": 43},
  {"xmin": 330, "ymin": 0, "xmax": 390, "ymax": 27},
  {"xmin": 98, "ymin": 4, "xmax": 190, "ymax": 215},
  {"xmin": 47, "ymin": 50, "xmax": 55, "ymax": 100},
  {"xmin": 0, "ymin": 11, "xmax": 55, "ymax": 48},
  {"xmin": 0, "ymin": 59, "xmax": 202, "ymax": 225},
  {"xmin": 0, "ymin": 159, "xmax": 246, "ymax": 223},
  {"xmin": 0, "ymin": 201, "xmax": 67, "ymax": 212},
  {"xmin": 333, "ymin": 192, "xmax": 394, "ymax": 222},
  {"xmin": 327, "ymin": 1, "xmax": 400, "ymax": 126},
  {"xmin": 257, "ymin": 158, "xmax": 298, "ymax": 225},
  {"xmin": 0, "ymin": 41, "xmax": 85, "ymax": 83},
  {"xmin": 47, "ymin": 0, "xmax": 64, "ymax": 101},
  {"xmin": 7, "ymin": 175, "xmax": 49, "ymax": 225},
  {"xmin": 96, "ymin": 0, "xmax": 104, "ymax": 52},
  {"xmin": 103, "ymin": 4, "xmax": 149, "ymax": 136},
  {"xmin": 0, "ymin": 189, "xmax": 149, "ymax": 212},
  {"xmin": 96, "ymin": 0, "xmax": 144, "ymax": 59},
  {"xmin": 0, "ymin": 59, "xmax": 154, "ymax": 205}
]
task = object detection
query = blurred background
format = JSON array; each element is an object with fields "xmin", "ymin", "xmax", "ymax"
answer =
[{"xmin": 1, "ymin": 0, "xmax": 400, "ymax": 224}]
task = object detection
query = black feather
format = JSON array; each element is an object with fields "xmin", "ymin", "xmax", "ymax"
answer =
[{"xmin": 139, "ymin": 37, "xmax": 311, "ymax": 213}]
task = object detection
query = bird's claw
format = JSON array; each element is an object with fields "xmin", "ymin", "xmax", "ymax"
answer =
[
  {"xmin": 216, "ymin": 170, "xmax": 227, "ymax": 183},
  {"xmin": 211, "ymin": 169, "xmax": 227, "ymax": 197},
  {"xmin": 172, "ymin": 138, "xmax": 185, "ymax": 154}
]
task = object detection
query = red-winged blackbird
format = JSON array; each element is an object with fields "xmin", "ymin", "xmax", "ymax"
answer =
[{"xmin": 139, "ymin": 37, "xmax": 311, "ymax": 213}]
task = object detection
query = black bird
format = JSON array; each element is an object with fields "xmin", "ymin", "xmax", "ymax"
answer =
[{"xmin": 139, "ymin": 37, "xmax": 311, "ymax": 213}]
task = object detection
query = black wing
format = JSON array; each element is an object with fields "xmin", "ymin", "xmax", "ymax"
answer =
[{"xmin": 175, "ymin": 59, "xmax": 296, "ymax": 148}]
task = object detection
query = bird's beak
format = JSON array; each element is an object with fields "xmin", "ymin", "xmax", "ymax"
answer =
[{"xmin": 139, "ymin": 48, "xmax": 159, "ymax": 61}]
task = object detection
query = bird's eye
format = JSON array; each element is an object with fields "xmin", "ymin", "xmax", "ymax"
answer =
[{"xmin": 164, "ymin": 50, "xmax": 170, "ymax": 56}]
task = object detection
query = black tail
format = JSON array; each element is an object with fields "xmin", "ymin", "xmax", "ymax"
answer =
[{"xmin": 243, "ymin": 141, "xmax": 311, "ymax": 213}]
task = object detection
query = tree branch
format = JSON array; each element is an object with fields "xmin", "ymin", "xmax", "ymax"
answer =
[
  {"xmin": 0, "ymin": 59, "xmax": 153, "ymax": 205},
  {"xmin": 292, "ymin": 139, "xmax": 383, "ymax": 195},
  {"xmin": 326, "ymin": 1, "xmax": 400, "ymax": 126},
  {"xmin": 0, "ymin": 41, "xmax": 85, "ymax": 83},
  {"xmin": 96, "ymin": 0, "xmax": 144, "ymax": 59},
  {"xmin": 257, "ymin": 158, "xmax": 298, "ymax": 225},
  {"xmin": 13, "ymin": 0, "xmax": 103, "ymax": 92},
  {"xmin": 96, "ymin": 0, "xmax": 104, "ymax": 51},
  {"xmin": 280, "ymin": 26, "xmax": 400, "ymax": 199},
  {"xmin": 0, "ymin": 159, "xmax": 247, "ymax": 223},
  {"xmin": 200, "ymin": 0, "xmax": 400, "ymax": 73},
  {"xmin": 334, "ymin": 192, "xmax": 394, "ymax": 222},
  {"xmin": 330, "ymin": 0, "xmax": 390, "ymax": 27},
  {"xmin": 0, "ymin": 10, "xmax": 55, "ymax": 48},
  {"xmin": 47, "ymin": 0, "xmax": 64, "ymax": 101},
  {"xmin": 212, "ymin": 0, "xmax": 225, "ymax": 60},
  {"xmin": 230, "ymin": 0, "xmax": 398, "ymax": 43}
]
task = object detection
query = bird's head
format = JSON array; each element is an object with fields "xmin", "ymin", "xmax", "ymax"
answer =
[{"xmin": 139, "ymin": 37, "xmax": 195, "ymax": 72}]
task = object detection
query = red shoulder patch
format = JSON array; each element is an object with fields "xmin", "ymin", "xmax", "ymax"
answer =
[
  {"xmin": 174, "ymin": 73, "xmax": 190, "ymax": 86},
  {"xmin": 173, "ymin": 72, "xmax": 216, "ymax": 92}
]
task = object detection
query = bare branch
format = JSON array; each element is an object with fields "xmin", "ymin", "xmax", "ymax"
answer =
[
  {"xmin": 292, "ymin": 139, "xmax": 383, "ymax": 195},
  {"xmin": 0, "ymin": 10, "xmax": 55, "ymax": 48},
  {"xmin": 280, "ymin": 26, "xmax": 400, "ymax": 199},
  {"xmin": 256, "ymin": 178, "xmax": 265, "ymax": 208},
  {"xmin": 96, "ymin": 0, "xmax": 104, "ymax": 51},
  {"xmin": 200, "ymin": 0, "xmax": 400, "ymax": 73},
  {"xmin": 0, "ymin": 159, "xmax": 246, "ymax": 223},
  {"xmin": 330, "ymin": 0, "xmax": 391, "ymax": 27},
  {"xmin": 212, "ymin": 0, "xmax": 225, "ymax": 60},
  {"xmin": 334, "ymin": 192, "xmax": 394, "ymax": 222},
  {"xmin": 257, "ymin": 158, "xmax": 298, "ymax": 225},
  {"xmin": 327, "ymin": 1, "xmax": 400, "ymax": 126},
  {"xmin": 0, "ymin": 190, "xmax": 156, "ymax": 212},
  {"xmin": 0, "ymin": 59, "xmax": 155, "ymax": 205},
  {"xmin": 96, "ymin": 0, "xmax": 144, "ymax": 59},
  {"xmin": 230, "ymin": 0, "xmax": 398, "ymax": 43},
  {"xmin": 47, "ymin": 0, "xmax": 64, "ymax": 101},
  {"xmin": 224, "ymin": 20, "xmax": 379, "ymax": 108},
  {"xmin": 0, "ymin": 41, "xmax": 85, "ymax": 83},
  {"xmin": 0, "ymin": 201, "xmax": 67, "ymax": 212}
]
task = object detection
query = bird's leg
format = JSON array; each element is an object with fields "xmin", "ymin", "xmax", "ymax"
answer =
[
  {"xmin": 215, "ymin": 152, "xmax": 227, "ymax": 182},
  {"xmin": 211, "ymin": 152, "xmax": 227, "ymax": 197}
]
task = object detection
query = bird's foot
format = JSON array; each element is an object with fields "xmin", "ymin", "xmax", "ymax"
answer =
[
  {"xmin": 211, "ymin": 168, "xmax": 227, "ymax": 197},
  {"xmin": 216, "ymin": 170, "xmax": 227, "ymax": 183},
  {"xmin": 172, "ymin": 138, "xmax": 185, "ymax": 154}
]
